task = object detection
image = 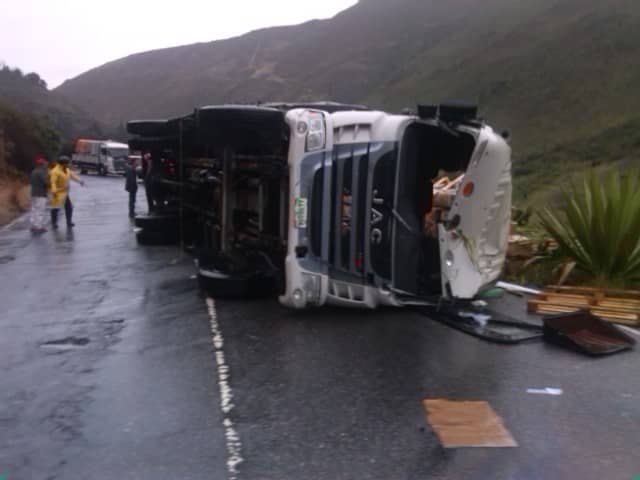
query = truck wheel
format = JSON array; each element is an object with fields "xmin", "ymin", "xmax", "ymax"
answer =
[
  {"xmin": 80, "ymin": 169, "xmax": 88, "ymax": 174},
  {"xmin": 198, "ymin": 267, "xmax": 250, "ymax": 298},
  {"xmin": 134, "ymin": 214, "xmax": 179, "ymax": 231},
  {"xmin": 197, "ymin": 251, "xmax": 278, "ymax": 299},
  {"xmin": 136, "ymin": 228, "xmax": 179, "ymax": 246}
]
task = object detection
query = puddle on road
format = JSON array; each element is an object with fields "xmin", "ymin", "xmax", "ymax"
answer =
[
  {"xmin": 0, "ymin": 255, "xmax": 15, "ymax": 264},
  {"xmin": 40, "ymin": 337, "xmax": 90, "ymax": 352}
]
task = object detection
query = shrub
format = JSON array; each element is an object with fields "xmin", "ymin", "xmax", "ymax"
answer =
[{"xmin": 538, "ymin": 168, "xmax": 640, "ymax": 288}]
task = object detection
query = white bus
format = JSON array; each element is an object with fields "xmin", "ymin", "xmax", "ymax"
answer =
[
  {"xmin": 72, "ymin": 139, "xmax": 129, "ymax": 175},
  {"xmin": 128, "ymin": 102, "xmax": 512, "ymax": 309}
]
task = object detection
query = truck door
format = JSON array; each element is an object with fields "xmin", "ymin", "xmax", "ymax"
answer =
[{"xmin": 438, "ymin": 127, "xmax": 512, "ymax": 299}]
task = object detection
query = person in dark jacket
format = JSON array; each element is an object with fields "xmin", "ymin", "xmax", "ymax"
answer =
[
  {"xmin": 124, "ymin": 156, "xmax": 138, "ymax": 218},
  {"xmin": 30, "ymin": 156, "xmax": 49, "ymax": 233}
]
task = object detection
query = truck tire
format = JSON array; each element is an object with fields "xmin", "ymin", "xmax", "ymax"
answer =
[
  {"xmin": 198, "ymin": 267, "xmax": 250, "ymax": 298},
  {"xmin": 197, "ymin": 251, "xmax": 278, "ymax": 299},
  {"xmin": 136, "ymin": 228, "xmax": 179, "ymax": 246},
  {"xmin": 134, "ymin": 214, "xmax": 179, "ymax": 231}
]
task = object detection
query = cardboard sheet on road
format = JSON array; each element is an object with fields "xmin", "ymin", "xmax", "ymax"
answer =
[{"xmin": 423, "ymin": 399, "xmax": 518, "ymax": 448}]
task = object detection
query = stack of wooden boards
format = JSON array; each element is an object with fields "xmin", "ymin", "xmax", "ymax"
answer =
[{"xmin": 528, "ymin": 286, "xmax": 640, "ymax": 326}]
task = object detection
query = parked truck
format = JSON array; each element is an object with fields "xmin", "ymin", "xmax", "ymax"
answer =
[
  {"xmin": 127, "ymin": 102, "xmax": 512, "ymax": 309},
  {"xmin": 72, "ymin": 139, "xmax": 129, "ymax": 176}
]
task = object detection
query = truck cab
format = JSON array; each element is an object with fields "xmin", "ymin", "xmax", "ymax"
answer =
[
  {"xmin": 279, "ymin": 105, "xmax": 512, "ymax": 309},
  {"xmin": 73, "ymin": 139, "xmax": 129, "ymax": 175}
]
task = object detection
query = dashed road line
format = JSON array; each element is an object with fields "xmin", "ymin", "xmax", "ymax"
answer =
[{"xmin": 206, "ymin": 297, "xmax": 243, "ymax": 480}]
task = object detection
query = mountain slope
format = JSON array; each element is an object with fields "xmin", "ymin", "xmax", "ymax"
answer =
[
  {"xmin": 56, "ymin": 0, "xmax": 640, "ymax": 162},
  {"xmin": 0, "ymin": 66, "xmax": 106, "ymax": 144}
]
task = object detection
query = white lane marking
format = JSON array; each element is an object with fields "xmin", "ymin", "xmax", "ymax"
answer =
[
  {"xmin": 526, "ymin": 387, "xmax": 563, "ymax": 395},
  {"xmin": 206, "ymin": 297, "xmax": 244, "ymax": 480}
]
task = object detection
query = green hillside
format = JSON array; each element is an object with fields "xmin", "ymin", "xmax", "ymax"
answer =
[
  {"xmin": 54, "ymin": 0, "xmax": 640, "ymax": 202},
  {"xmin": 0, "ymin": 65, "xmax": 106, "ymax": 146}
]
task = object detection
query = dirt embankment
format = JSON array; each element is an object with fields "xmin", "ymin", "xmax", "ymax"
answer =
[{"xmin": 0, "ymin": 180, "xmax": 30, "ymax": 226}]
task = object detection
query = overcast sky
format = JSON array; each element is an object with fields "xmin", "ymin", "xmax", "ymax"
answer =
[{"xmin": 1, "ymin": 0, "xmax": 357, "ymax": 89}]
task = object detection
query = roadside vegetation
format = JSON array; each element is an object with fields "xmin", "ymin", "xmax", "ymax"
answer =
[
  {"xmin": 513, "ymin": 117, "xmax": 640, "ymax": 207},
  {"xmin": 519, "ymin": 168, "xmax": 640, "ymax": 288},
  {"xmin": 0, "ymin": 100, "xmax": 60, "ymax": 225}
]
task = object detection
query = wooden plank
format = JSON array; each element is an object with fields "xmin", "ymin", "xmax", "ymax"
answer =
[
  {"xmin": 537, "ymin": 293, "xmax": 593, "ymax": 307},
  {"xmin": 527, "ymin": 300, "xmax": 579, "ymax": 314},
  {"xmin": 598, "ymin": 298, "xmax": 640, "ymax": 308},
  {"xmin": 595, "ymin": 302, "xmax": 640, "ymax": 313},
  {"xmin": 433, "ymin": 177, "xmax": 451, "ymax": 189},
  {"xmin": 590, "ymin": 308, "xmax": 639, "ymax": 325},
  {"xmin": 528, "ymin": 300, "xmax": 640, "ymax": 326},
  {"xmin": 546, "ymin": 285, "xmax": 640, "ymax": 299}
]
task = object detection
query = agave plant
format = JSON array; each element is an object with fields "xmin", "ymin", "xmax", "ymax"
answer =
[{"xmin": 538, "ymin": 168, "xmax": 640, "ymax": 288}]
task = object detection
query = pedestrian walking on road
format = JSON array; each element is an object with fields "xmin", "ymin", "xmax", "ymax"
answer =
[
  {"xmin": 30, "ymin": 156, "xmax": 49, "ymax": 234},
  {"xmin": 124, "ymin": 156, "xmax": 138, "ymax": 218},
  {"xmin": 50, "ymin": 156, "xmax": 84, "ymax": 229}
]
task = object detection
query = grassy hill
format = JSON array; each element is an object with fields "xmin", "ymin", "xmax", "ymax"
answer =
[{"xmin": 55, "ymin": 0, "xmax": 640, "ymax": 202}]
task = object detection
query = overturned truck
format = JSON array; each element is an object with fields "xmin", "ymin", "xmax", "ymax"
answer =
[{"xmin": 127, "ymin": 102, "xmax": 512, "ymax": 309}]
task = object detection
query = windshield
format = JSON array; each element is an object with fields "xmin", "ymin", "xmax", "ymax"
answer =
[{"xmin": 108, "ymin": 148, "xmax": 129, "ymax": 158}]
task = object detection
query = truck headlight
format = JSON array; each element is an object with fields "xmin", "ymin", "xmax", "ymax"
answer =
[
  {"xmin": 302, "ymin": 273, "xmax": 321, "ymax": 305},
  {"xmin": 292, "ymin": 288, "xmax": 307, "ymax": 309},
  {"xmin": 306, "ymin": 113, "xmax": 325, "ymax": 152}
]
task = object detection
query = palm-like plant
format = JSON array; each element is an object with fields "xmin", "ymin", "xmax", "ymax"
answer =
[{"xmin": 538, "ymin": 168, "xmax": 640, "ymax": 288}]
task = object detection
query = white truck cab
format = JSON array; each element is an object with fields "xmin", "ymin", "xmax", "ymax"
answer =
[
  {"xmin": 279, "ymin": 105, "xmax": 512, "ymax": 309},
  {"xmin": 72, "ymin": 139, "xmax": 129, "ymax": 175}
]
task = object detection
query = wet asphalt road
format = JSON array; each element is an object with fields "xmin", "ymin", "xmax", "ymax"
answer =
[{"xmin": 1, "ymin": 175, "xmax": 639, "ymax": 480}]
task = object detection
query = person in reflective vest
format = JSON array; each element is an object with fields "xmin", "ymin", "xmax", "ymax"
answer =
[{"xmin": 49, "ymin": 156, "xmax": 84, "ymax": 229}]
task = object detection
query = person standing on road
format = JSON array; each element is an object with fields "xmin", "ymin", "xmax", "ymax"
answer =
[
  {"xmin": 50, "ymin": 156, "xmax": 84, "ymax": 229},
  {"xmin": 29, "ymin": 156, "xmax": 49, "ymax": 234},
  {"xmin": 124, "ymin": 156, "xmax": 138, "ymax": 218}
]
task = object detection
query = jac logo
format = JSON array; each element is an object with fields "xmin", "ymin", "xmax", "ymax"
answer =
[{"xmin": 371, "ymin": 208, "xmax": 384, "ymax": 226}]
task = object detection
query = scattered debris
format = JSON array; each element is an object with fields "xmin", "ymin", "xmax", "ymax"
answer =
[
  {"xmin": 543, "ymin": 311, "xmax": 636, "ymax": 356},
  {"xmin": 477, "ymin": 286, "xmax": 505, "ymax": 299},
  {"xmin": 617, "ymin": 325, "xmax": 640, "ymax": 337},
  {"xmin": 496, "ymin": 281, "xmax": 542, "ymax": 296},
  {"xmin": 458, "ymin": 311, "xmax": 491, "ymax": 327},
  {"xmin": 507, "ymin": 234, "xmax": 537, "ymax": 259},
  {"xmin": 424, "ymin": 175, "xmax": 464, "ymax": 236},
  {"xmin": 423, "ymin": 399, "xmax": 517, "ymax": 448},
  {"xmin": 527, "ymin": 388, "xmax": 563, "ymax": 395},
  {"xmin": 421, "ymin": 304, "xmax": 543, "ymax": 344},
  {"xmin": 529, "ymin": 285, "xmax": 640, "ymax": 326}
]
